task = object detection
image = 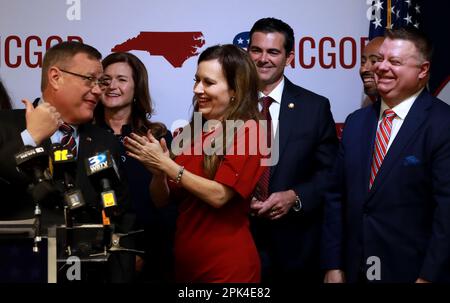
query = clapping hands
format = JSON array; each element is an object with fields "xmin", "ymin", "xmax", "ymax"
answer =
[{"xmin": 124, "ymin": 131, "xmax": 170, "ymax": 176}]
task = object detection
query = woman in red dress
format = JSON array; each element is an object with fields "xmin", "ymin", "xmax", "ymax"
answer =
[{"xmin": 124, "ymin": 44, "xmax": 267, "ymax": 282}]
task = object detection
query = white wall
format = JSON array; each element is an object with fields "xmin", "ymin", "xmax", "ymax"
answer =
[{"xmin": 0, "ymin": 0, "xmax": 370, "ymax": 129}]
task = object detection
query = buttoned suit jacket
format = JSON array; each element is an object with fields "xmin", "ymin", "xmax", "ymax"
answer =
[
  {"xmin": 322, "ymin": 90, "xmax": 450, "ymax": 282},
  {"xmin": 251, "ymin": 77, "xmax": 338, "ymax": 275}
]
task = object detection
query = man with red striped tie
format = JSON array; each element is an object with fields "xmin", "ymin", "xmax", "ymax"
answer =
[
  {"xmin": 322, "ymin": 27, "xmax": 450, "ymax": 283},
  {"xmin": 0, "ymin": 41, "xmax": 134, "ymax": 282},
  {"xmin": 248, "ymin": 17, "xmax": 338, "ymax": 283}
]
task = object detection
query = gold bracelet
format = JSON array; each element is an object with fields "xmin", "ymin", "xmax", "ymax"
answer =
[{"xmin": 175, "ymin": 166, "xmax": 185, "ymax": 184}]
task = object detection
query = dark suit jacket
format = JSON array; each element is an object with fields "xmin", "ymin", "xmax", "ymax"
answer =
[
  {"xmin": 252, "ymin": 77, "xmax": 338, "ymax": 276},
  {"xmin": 322, "ymin": 90, "xmax": 450, "ymax": 282},
  {"xmin": 0, "ymin": 109, "xmax": 130, "ymax": 224}
]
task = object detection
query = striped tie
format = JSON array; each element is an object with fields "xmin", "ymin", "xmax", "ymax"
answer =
[
  {"xmin": 254, "ymin": 96, "xmax": 273, "ymax": 201},
  {"xmin": 369, "ymin": 109, "xmax": 396, "ymax": 188},
  {"xmin": 59, "ymin": 123, "xmax": 77, "ymax": 157}
]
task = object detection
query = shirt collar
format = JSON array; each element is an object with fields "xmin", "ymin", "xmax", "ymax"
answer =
[
  {"xmin": 380, "ymin": 88, "xmax": 423, "ymax": 121},
  {"xmin": 39, "ymin": 96, "xmax": 79, "ymax": 134},
  {"xmin": 258, "ymin": 77, "xmax": 284, "ymax": 104}
]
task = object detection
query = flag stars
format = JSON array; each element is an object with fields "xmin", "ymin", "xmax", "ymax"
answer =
[
  {"xmin": 414, "ymin": 21, "xmax": 419, "ymax": 28},
  {"xmin": 415, "ymin": 4, "xmax": 420, "ymax": 13},
  {"xmin": 373, "ymin": 17, "xmax": 382, "ymax": 28},
  {"xmin": 404, "ymin": 13, "xmax": 412, "ymax": 24},
  {"xmin": 390, "ymin": 5, "xmax": 395, "ymax": 14},
  {"xmin": 405, "ymin": 0, "xmax": 411, "ymax": 7},
  {"xmin": 374, "ymin": 0, "xmax": 383, "ymax": 11},
  {"xmin": 237, "ymin": 38, "xmax": 244, "ymax": 44}
]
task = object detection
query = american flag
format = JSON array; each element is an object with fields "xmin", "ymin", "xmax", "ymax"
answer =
[{"xmin": 368, "ymin": 0, "xmax": 422, "ymax": 39}]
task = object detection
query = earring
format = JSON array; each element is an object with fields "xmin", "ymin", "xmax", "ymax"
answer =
[{"xmin": 230, "ymin": 96, "xmax": 235, "ymax": 102}]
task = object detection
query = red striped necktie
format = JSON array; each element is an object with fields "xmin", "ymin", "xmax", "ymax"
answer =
[
  {"xmin": 369, "ymin": 109, "xmax": 396, "ymax": 189},
  {"xmin": 254, "ymin": 96, "xmax": 273, "ymax": 201},
  {"xmin": 59, "ymin": 123, "xmax": 77, "ymax": 157}
]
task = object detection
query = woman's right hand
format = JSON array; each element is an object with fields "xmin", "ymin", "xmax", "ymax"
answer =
[{"xmin": 124, "ymin": 132, "xmax": 168, "ymax": 175}]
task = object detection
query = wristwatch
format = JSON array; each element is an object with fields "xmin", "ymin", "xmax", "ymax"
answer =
[{"xmin": 292, "ymin": 194, "xmax": 302, "ymax": 212}]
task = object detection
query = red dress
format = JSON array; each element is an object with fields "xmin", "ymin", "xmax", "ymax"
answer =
[{"xmin": 169, "ymin": 121, "xmax": 266, "ymax": 282}]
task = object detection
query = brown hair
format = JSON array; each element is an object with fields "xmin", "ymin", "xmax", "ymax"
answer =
[
  {"xmin": 41, "ymin": 41, "xmax": 102, "ymax": 92},
  {"xmin": 94, "ymin": 52, "xmax": 167, "ymax": 138},
  {"xmin": 189, "ymin": 44, "xmax": 260, "ymax": 178},
  {"xmin": 385, "ymin": 27, "xmax": 433, "ymax": 62}
]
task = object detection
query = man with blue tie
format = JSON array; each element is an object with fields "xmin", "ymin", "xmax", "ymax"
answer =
[
  {"xmin": 322, "ymin": 27, "xmax": 450, "ymax": 283},
  {"xmin": 0, "ymin": 41, "xmax": 134, "ymax": 282},
  {"xmin": 248, "ymin": 17, "xmax": 338, "ymax": 282}
]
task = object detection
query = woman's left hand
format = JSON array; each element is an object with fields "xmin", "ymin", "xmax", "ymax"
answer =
[{"xmin": 124, "ymin": 132, "xmax": 167, "ymax": 174}]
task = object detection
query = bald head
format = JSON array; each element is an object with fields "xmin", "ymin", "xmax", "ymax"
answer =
[{"xmin": 360, "ymin": 37, "xmax": 384, "ymax": 98}]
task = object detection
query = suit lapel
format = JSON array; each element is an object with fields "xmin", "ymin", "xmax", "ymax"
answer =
[
  {"xmin": 76, "ymin": 124, "xmax": 95, "ymax": 163},
  {"xmin": 361, "ymin": 102, "xmax": 380, "ymax": 195},
  {"xmin": 368, "ymin": 91, "xmax": 432, "ymax": 199},
  {"xmin": 271, "ymin": 79, "xmax": 298, "ymax": 177}
]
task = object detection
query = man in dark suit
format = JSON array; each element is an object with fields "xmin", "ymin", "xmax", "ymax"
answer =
[
  {"xmin": 0, "ymin": 41, "xmax": 134, "ymax": 282},
  {"xmin": 322, "ymin": 27, "xmax": 450, "ymax": 283},
  {"xmin": 248, "ymin": 17, "xmax": 338, "ymax": 282}
]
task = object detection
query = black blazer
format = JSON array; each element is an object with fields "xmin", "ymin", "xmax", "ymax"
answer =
[
  {"xmin": 0, "ymin": 108, "xmax": 130, "ymax": 228},
  {"xmin": 322, "ymin": 90, "xmax": 450, "ymax": 282},
  {"xmin": 251, "ymin": 77, "xmax": 338, "ymax": 274}
]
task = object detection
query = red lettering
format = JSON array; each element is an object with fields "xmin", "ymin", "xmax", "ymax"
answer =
[
  {"xmin": 5, "ymin": 35, "xmax": 21, "ymax": 68},
  {"xmin": 339, "ymin": 37, "xmax": 357, "ymax": 69},
  {"xmin": 45, "ymin": 35, "xmax": 63, "ymax": 50},
  {"xmin": 2, "ymin": 35, "xmax": 85, "ymax": 68},
  {"xmin": 299, "ymin": 37, "xmax": 315, "ymax": 69},
  {"xmin": 25, "ymin": 36, "xmax": 42, "ymax": 68},
  {"xmin": 67, "ymin": 36, "xmax": 83, "ymax": 43},
  {"xmin": 319, "ymin": 37, "xmax": 336, "ymax": 69}
]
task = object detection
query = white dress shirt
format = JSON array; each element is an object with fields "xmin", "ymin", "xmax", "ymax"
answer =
[
  {"xmin": 379, "ymin": 88, "xmax": 423, "ymax": 151},
  {"xmin": 258, "ymin": 77, "xmax": 285, "ymax": 133}
]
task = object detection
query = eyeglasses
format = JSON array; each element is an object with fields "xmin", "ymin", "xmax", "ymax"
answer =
[{"xmin": 59, "ymin": 69, "xmax": 109, "ymax": 90}]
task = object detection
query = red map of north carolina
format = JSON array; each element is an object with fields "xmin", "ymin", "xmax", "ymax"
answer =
[{"xmin": 112, "ymin": 32, "xmax": 205, "ymax": 68}]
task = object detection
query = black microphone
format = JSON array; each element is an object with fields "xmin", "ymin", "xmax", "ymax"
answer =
[
  {"xmin": 15, "ymin": 145, "xmax": 56, "ymax": 203},
  {"xmin": 50, "ymin": 143, "xmax": 85, "ymax": 211},
  {"xmin": 85, "ymin": 150, "xmax": 121, "ymax": 221},
  {"xmin": 15, "ymin": 145, "xmax": 57, "ymax": 252}
]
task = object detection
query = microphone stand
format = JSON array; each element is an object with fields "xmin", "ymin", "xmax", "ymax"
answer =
[
  {"xmin": 90, "ymin": 229, "xmax": 145, "ymax": 258},
  {"xmin": 32, "ymin": 203, "xmax": 42, "ymax": 253}
]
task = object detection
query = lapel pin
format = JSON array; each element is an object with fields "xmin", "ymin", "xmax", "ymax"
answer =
[{"xmin": 288, "ymin": 103, "xmax": 295, "ymax": 109}]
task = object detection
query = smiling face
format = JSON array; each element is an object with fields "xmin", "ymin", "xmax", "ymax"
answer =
[
  {"xmin": 248, "ymin": 31, "xmax": 294, "ymax": 94},
  {"xmin": 193, "ymin": 59, "xmax": 234, "ymax": 121},
  {"xmin": 374, "ymin": 38, "xmax": 429, "ymax": 106},
  {"xmin": 101, "ymin": 62, "xmax": 135, "ymax": 110},
  {"xmin": 360, "ymin": 37, "xmax": 384, "ymax": 97},
  {"xmin": 50, "ymin": 53, "xmax": 104, "ymax": 124}
]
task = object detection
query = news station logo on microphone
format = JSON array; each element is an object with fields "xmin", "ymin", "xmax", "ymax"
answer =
[
  {"xmin": 87, "ymin": 152, "xmax": 109, "ymax": 174},
  {"xmin": 15, "ymin": 146, "xmax": 47, "ymax": 165},
  {"xmin": 85, "ymin": 151, "xmax": 120, "ymax": 220}
]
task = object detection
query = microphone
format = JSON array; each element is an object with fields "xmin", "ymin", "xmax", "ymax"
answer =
[
  {"xmin": 15, "ymin": 146, "xmax": 56, "ymax": 203},
  {"xmin": 85, "ymin": 150, "xmax": 121, "ymax": 221},
  {"xmin": 15, "ymin": 145, "xmax": 57, "ymax": 252},
  {"xmin": 50, "ymin": 143, "xmax": 85, "ymax": 211}
]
